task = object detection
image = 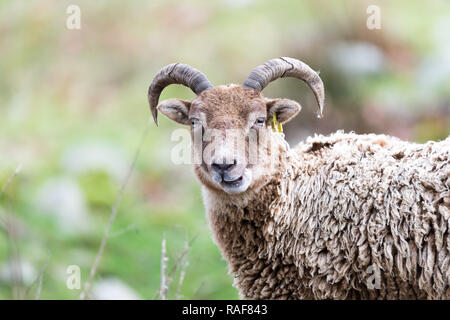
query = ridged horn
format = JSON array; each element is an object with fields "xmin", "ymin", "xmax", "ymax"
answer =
[
  {"xmin": 148, "ymin": 63, "xmax": 213, "ymax": 125},
  {"xmin": 243, "ymin": 57, "xmax": 325, "ymax": 117}
]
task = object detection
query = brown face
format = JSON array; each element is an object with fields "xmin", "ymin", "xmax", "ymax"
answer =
[{"xmin": 157, "ymin": 85, "xmax": 302, "ymax": 194}]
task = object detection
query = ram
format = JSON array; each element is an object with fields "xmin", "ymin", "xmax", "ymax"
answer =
[{"xmin": 147, "ymin": 57, "xmax": 450, "ymax": 299}]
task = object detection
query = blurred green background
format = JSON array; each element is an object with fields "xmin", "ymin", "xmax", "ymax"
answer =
[{"xmin": 0, "ymin": 0, "xmax": 449, "ymax": 299}]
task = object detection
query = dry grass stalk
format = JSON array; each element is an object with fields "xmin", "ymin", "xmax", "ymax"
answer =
[
  {"xmin": 159, "ymin": 234, "xmax": 169, "ymax": 300},
  {"xmin": 80, "ymin": 120, "xmax": 151, "ymax": 300},
  {"xmin": 175, "ymin": 235, "xmax": 189, "ymax": 300},
  {"xmin": 153, "ymin": 233, "xmax": 198, "ymax": 299}
]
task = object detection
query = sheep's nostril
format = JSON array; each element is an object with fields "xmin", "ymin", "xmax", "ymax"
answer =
[{"xmin": 212, "ymin": 161, "xmax": 235, "ymax": 173}]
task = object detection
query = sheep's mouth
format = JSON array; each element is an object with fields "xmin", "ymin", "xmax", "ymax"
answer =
[
  {"xmin": 221, "ymin": 176, "xmax": 243, "ymax": 187},
  {"xmin": 219, "ymin": 170, "xmax": 252, "ymax": 194}
]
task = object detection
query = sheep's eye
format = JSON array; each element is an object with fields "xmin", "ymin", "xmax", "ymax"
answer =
[
  {"xmin": 190, "ymin": 118, "xmax": 200, "ymax": 128},
  {"xmin": 254, "ymin": 117, "xmax": 266, "ymax": 127}
]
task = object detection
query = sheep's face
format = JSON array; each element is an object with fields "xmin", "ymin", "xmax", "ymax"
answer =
[{"xmin": 157, "ymin": 85, "xmax": 301, "ymax": 194}]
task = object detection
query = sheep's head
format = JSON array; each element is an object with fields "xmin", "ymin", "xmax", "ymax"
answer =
[{"xmin": 148, "ymin": 57, "xmax": 324, "ymax": 195}]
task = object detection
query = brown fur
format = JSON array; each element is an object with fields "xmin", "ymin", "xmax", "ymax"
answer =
[
  {"xmin": 203, "ymin": 131, "xmax": 450, "ymax": 299},
  {"xmin": 189, "ymin": 85, "xmax": 279, "ymax": 193},
  {"xmin": 193, "ymin": 85, "xmax": 265, "ymax": 129}
]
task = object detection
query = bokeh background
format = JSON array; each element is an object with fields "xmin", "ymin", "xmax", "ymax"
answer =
[{"xmin": 0, "ymin": 0, "xmax": 449, "ymax": 299}]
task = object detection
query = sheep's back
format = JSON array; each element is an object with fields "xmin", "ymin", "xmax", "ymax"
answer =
[{"xmin": 268, "ymin": 132, "xmax": 450, "ymax": 299}]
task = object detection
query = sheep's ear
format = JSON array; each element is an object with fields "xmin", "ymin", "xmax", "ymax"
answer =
[
  {"xmin": 266, "ymin": 98, "xmax": 302, "ymax": 124},
  {"xmin": 156, "ymin": 99, "xmax": 191, "ymax": 125}
]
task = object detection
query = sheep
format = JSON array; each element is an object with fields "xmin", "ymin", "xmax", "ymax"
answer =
[{"xmin": 147, "ymin": 57, "xmax": 450, "ymax": 299}]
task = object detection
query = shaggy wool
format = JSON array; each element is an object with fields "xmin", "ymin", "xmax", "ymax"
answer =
[{"xmin": 204, "ymin": 131, "xmax": 450, "ymax": 299}]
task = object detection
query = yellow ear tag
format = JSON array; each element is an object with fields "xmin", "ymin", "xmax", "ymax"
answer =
[{"xmin": 271, "ymin": 113, "xmax": 283, "ymax": 133}]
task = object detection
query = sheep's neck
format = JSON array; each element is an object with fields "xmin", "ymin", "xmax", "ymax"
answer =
[
  {"xmin": 203, "ymin": 134, "xmax": 308, "ymax": 298},
  {"xmin": 204, "ymin": 174, "xmax": 307, "ymax": 299}
]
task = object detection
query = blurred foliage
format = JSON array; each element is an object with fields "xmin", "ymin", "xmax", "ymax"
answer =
[{"xmin": 0, "ymin": 0, "xmax": 449, "ymax": 299}]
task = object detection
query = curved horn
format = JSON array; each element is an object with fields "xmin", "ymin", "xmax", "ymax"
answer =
[
  {"xmin": 148, "ymin": 63, "xmax": 213, "ymax": 125},
  {"xmin": 243, "ymin": 57, "xmax": 325, "ymax": 117}
]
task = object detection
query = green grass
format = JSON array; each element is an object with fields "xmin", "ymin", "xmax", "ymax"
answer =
[{"xmin": 0, "ymin": 0, "xmax": 448, "ymax": 300}]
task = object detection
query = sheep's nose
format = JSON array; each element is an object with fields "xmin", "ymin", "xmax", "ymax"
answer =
[{"xmin": 211, "ymin": 160, "xmax": 236, "ymax": 174}]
